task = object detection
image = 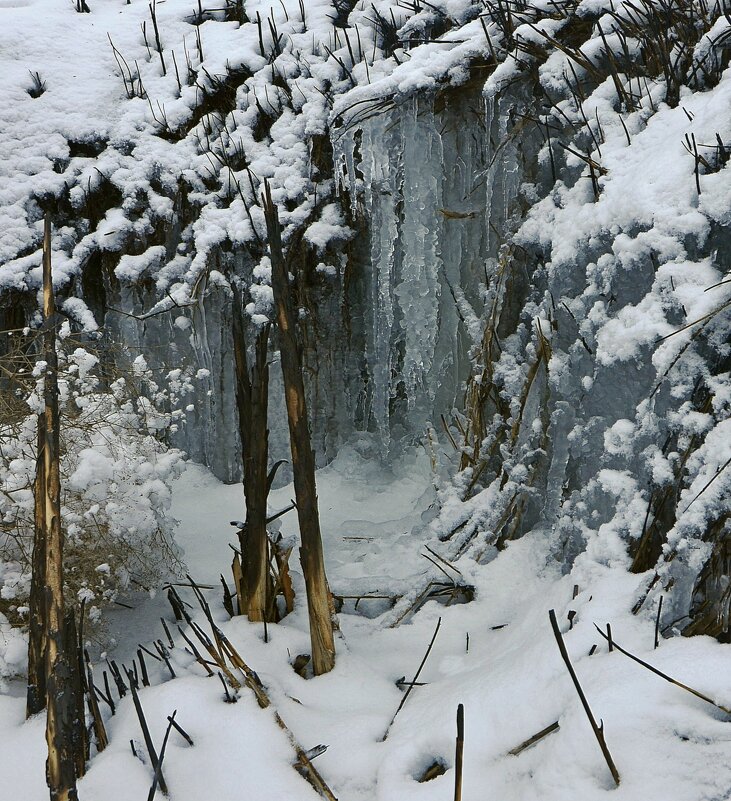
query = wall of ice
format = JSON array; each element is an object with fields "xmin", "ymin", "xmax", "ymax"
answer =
[{"xmin": 90, "ymin": 79, "xmax": 510, "ymax": 480}]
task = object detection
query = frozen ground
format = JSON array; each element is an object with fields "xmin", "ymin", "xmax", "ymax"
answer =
[{"xmin": 2, "ymin": 449, "xmax": 731, "ymax": 800}]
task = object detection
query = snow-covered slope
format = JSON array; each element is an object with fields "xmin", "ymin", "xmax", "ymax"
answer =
[{"xmin": 4, "ymin": 454, "xmax": 731, "ymax": 800}]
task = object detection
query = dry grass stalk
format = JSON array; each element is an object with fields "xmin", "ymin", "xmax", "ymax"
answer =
[{"xmin": 382, "ymin": 617, "xmax": 441, "ymax": 739}]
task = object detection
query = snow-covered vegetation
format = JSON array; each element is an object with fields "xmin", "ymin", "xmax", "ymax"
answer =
[
  {"xmin": 1, "ymin": 0, "xmax": 731, "ymax": 797},
  {"xmin": 0, "ymin": 335, "xmax": 185, "ymax": 671}
]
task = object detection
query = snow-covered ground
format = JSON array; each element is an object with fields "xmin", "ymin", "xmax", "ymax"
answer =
[{"xmin": 3, "ymin": 450, "xmax": 731, "ymax": 800}]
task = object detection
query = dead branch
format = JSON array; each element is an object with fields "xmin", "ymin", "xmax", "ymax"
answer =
[
  {"xmin": 593, "ymin": 623, "xmax": 731, "ymax": 714},
  {"xmin": 550, "ymin": 610, "xmax": 620, "ymax": 786}
]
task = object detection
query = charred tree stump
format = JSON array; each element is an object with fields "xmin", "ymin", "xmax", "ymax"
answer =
[
  {"xmin": 263, "ymin": 182, "xmax": 336, "ymax": 675},
  {"xmin": 40, "ymin": 214, "xmax": 79, "ymax": 801},
  {"xmin": 232, "ymin": 288, "xmax": 272, "ymax": 622}
]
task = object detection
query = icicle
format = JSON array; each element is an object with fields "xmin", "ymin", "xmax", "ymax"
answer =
[
  {"xmin": 361, "ymin": 112, "xmax": 401, "ymax": 454},
  {"xmin": 394, "ymin": 96, "xmax": 442, "ymax": 415}
]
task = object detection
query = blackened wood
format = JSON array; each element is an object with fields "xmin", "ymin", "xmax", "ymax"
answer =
[
  {"xmin": 221, "ymin": 574, "xmax": 235, "ymax": 617},
  {"xmin": 83, "ymin": 651, "xmax": 108, "ymax": 752},
  {"xmin": 454, "ymin": 704, "xmax": 464, "ymax": 801},
  {"xmin": 154, "ymin": 641, "xmax": 176, "ymax": 679},
  {"xmin": 106, "ymin": 660, "xmax": 127, "ymax": 698},
  {"xmin": 654, "ymin": 595, "xmax": 663, "ymax": 649},
  {"xmin": 160, "ymin": 618, "xmax": 174, "ymax": 649},
  {"xmin": 176, "ymin": 626, "xmax": 214, "ymax": 677},
  {"xmin": 27, "ymin": 408, "xmax": 47, "ymax": 717},
  {"xmin": 63, "ymin": 609, "xmax": 87, "ymax": 776},
  {"xmin": 167, "ymin": 587, "xmax": 185, "ymax": 621},
  {"xmin": 146, "ymin": 712, "xmax": 176, "ymax": 801},
  {"xmin": 137, "ymin": 649, "xmax": 150, "ymax": 687},
  {"xmin": 263, "ymin": 181, "xmax": 335, "ymax": 675},
  {"xmin": 127, "ymin": 672, "xmax": 168, "ymax": 794},
  {"xmin": 232, "ymin": 285, "xmax": 272, "ymax": 622},
  {"xmin": 166, "ymin": 714, "xmax": 193, "ymax": 746}
]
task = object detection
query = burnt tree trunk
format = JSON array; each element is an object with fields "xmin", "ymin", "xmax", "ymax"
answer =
[
  {"xmin": 27, "ymin": 410, "xmax": 48, "ymax": 717},
  {"xmin": 232, "ymin": 285, "xmax": 272, "ymax": 622},
  {"xmin": 40, "ymin": 214, "xmax": 79, "ymax": 801},
  {"xmin": 263, "ymin": 182, "xmax": 336, "ymax": 675},
  {"xmin": 62, "ymin": 609, "xmax": 87, "ymax": 778}
]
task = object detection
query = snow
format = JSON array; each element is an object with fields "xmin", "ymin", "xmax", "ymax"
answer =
[{"xmin": 4, "ymin": 447, "xmax": 731, "ymax": 799}]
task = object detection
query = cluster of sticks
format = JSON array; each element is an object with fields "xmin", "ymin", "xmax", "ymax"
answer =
[
  {"xmin": 387, "ymin": 589, "xmax": 731, "ymax": 796},
  {"xmin": 226, "ymin": 512, "xmax": 296, "ymax": 632},
  {"xmin": 163, "ymin": 576, "xmax": 338, "ymax": 800},
  {"xmin": 391, "ymin": 547, "xmax": 475, "ymax": 626}
]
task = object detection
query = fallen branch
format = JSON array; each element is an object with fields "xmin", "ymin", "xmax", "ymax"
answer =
[
  {"xmin": 593, "ymin": 624, "xmax": 731, "ymax": 714},
  {"xmin": 382, "ymin": 617, "xmax": 441, "ymax": 740},
  {"xmin": 508, "ymin": 720, "xmax": 560, "ymax": 756},
  {"xmin": 550, "ymin": 610, "xmax": 620, "ymax": 786},
  {"xmin": 182, "ymin": 582, "xmax": 338, "ymax": 800}
]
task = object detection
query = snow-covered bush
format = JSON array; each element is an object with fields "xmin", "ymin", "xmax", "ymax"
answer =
[{"xmin": 0, "ymin": 332, "xmax": 188, "ymax": 640}]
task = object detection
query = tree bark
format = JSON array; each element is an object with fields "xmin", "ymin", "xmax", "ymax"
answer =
[
  {"xmin": 62, "ymin": 609, "xmax": 87, "ymax": 778},
  {"xmin": 41, "ymin": 214, "xmax": 79, "ymax": 801},
  {"xmin": 27, "ymin": 410, "xmax": 47, "ymax": 717},
  {"xmin": 262, "ymin": 182, "xmax": 336, "ymax": 675},
  {"xmin": 232, "ymin": 287, "xmax": 272, "ymax": 622}
]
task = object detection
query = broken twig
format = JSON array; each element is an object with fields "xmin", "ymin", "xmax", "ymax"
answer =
[{"xmin": 508, "ymin": 720, "xmax": 560, "ymax": 756}]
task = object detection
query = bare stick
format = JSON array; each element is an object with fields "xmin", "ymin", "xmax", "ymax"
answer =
[
  {"xmin": 654, "ymin": 596, "xmax": 663, "ymax": 650},
  {"xmin": 84, "ymin": 652, "xmax": 109, "ymax": 751},
  {"xmin": 177, "ymin": 625, "xmax": 214, "ymax": 676},
  {"xmin": 154, "ymin": 641, "xmax": 176, "ymax": 679},
  {"xmin": 160, "ymin": 618, "xmax": 174, "ymax": 649},
  {"xmin": 127, "ymin": 673, "xmax": 167, "ymax": 794},
  {"xmin": 454, "ymin": 704, "xmax": 464, "ymax": 801},
  {"xmin": 424, "ymin": 545, "xmax": 463, "ymax": 578},
  {"xmin": 593, "ymin": 624, "xmax": 731, "ymax": 714},
  {"xmin": 137, "ymin": 649, "xmax": 150, "ymax": 687},
  {"xmin": 167, "ymin": 714, "xmax": 194, "ymax": 746},
  {"xmin": 550, "ymin": 610, "xmax": 620, "ymax": 786},
  {"xmin": 382, "ymin": 617, "xmax": 441, "ymax": 740},
  {"xmin": 149, "ymin": 0, "xmax": 167, "ymax": 75},
  {"xmin": 147, "ymin": 711, "xmax": 176, "ymax": 801},
  {"xmin": 508, "ymin": 721, "xmax": 560, "ymax": 756}
]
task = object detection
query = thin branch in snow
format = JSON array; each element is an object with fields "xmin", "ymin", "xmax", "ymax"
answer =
[{"xmin": 550, "ymin": 610, "xmax": 620, "ymax": 786}]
